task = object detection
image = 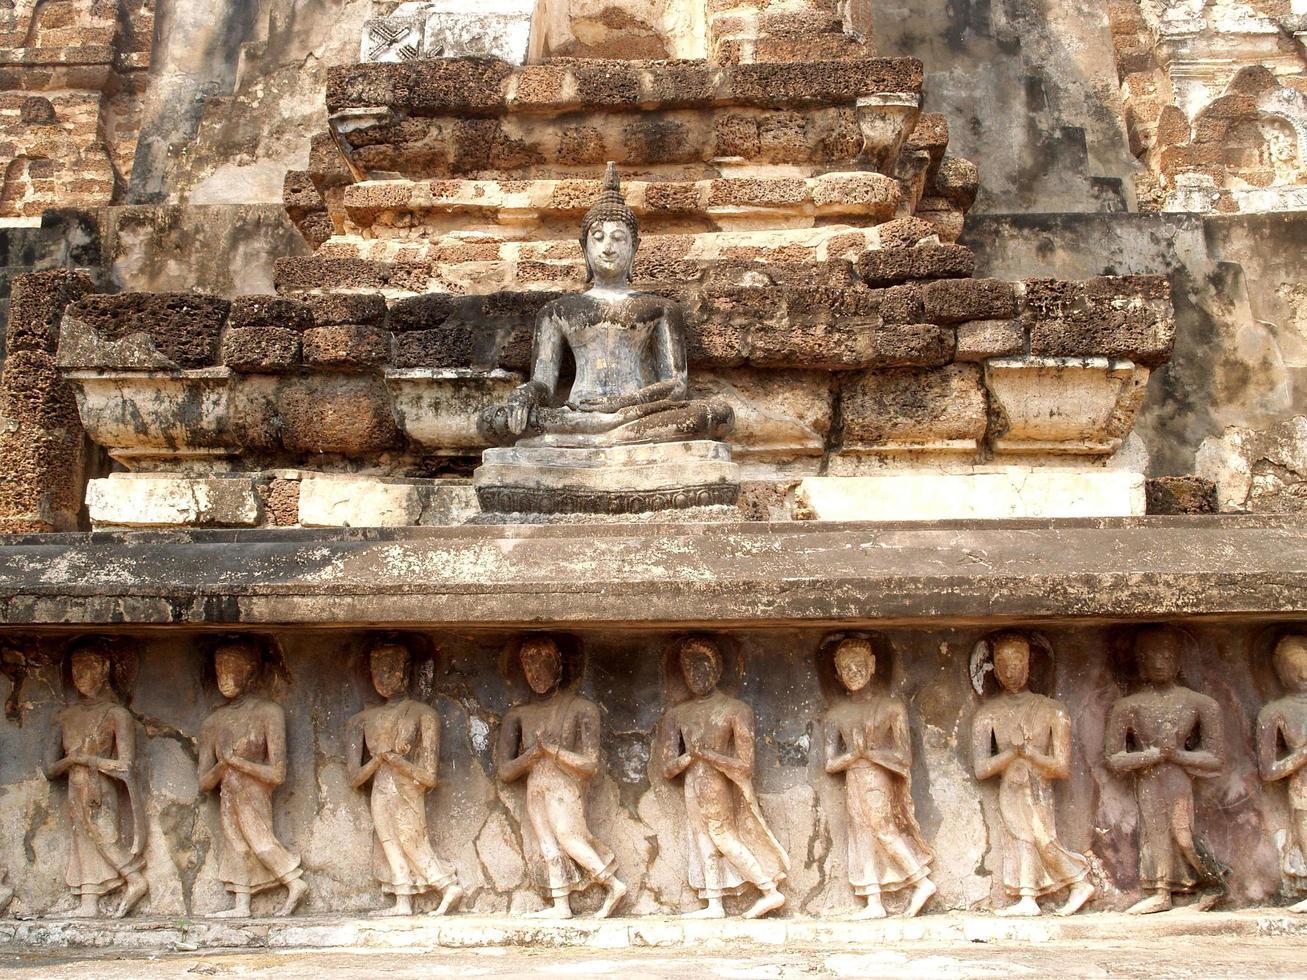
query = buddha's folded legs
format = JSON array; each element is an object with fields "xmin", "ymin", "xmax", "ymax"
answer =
[{"xmin": 526, "ymin": 399, "xmax": 734, "ymax": 447}]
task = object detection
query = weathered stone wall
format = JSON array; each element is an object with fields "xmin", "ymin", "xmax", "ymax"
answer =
[
  {"xmin": 965, "ymin": 212, "xmax": 1307, "ymax": 511},
  {"xmin": 0, "ymin": 623, "xmax": 1294, "ymax": 917}
]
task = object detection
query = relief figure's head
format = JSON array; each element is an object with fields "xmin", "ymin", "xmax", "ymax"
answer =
[
  {"xmin": 679, "ymin": 636, "xmax": 723, "ymax": 698},
  {"xmin": 834, "ymin": 638, "xmax": 875, "ymax": 693},
  {"xmin": 1275, "ymin": 634, "xmax": 1307, "ymax": 694},
  {"xmin": 991, "ymin": 632, "xmax": 1031, "ymax": 693},
  {"xmin": 580, "ymin": 162, "xmax": 639, "ymax": 286},
  {"xmin": 214, "ymin": 639, "xmax": 261, "ymax": 700},
  {"xmin": 1135, "ymin": 626, "xmax": 1182, "ymax": 686},
  {"xmin": 521, "ymin": 636, "xmax": 563, "ymax": 696},
  {"xmin": 69, "ymin": 639, "xmax": 112, "ymax": 700},
  {"xmin": 370, "ymin": 641, "xmax": 410, "ymax": 700}
]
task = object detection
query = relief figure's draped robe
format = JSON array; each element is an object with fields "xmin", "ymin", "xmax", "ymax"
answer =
[
  {"xmin": 59, "ymin": 702, "xmax": 145, "ymax": 896},
  {"xmin": 977, "ymin": 693, "xmax": 1089, "ymax": 898},
  {"xmin": 360, "ymin": 699, "xmax": 456, "ymax": 895},
  {"xmin": 205, "ymin": 699, "xmax": 302, "ymax": 896},
  {"xmin": 831, "ymin": 698, "xmax": 933, "ymax": 895},
  {"xmin": 512, "ymin": 692, "xmax": 616, "ymax": 897},
  {"xmin": 667, "ymin": 695, "xmax": 789, "ymax": 900}
]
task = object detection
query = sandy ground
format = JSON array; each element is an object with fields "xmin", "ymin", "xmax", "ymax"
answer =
[{"xmin": 5, "ymin": 938, "xmax": 1307, "ymax": 979}]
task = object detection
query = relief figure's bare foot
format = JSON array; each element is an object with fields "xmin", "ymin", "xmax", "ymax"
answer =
[
  {"xmin": 65, "ymin": 899, "xmax": 100, "ymax": 919},
  {"xmin": 209, "ymin": 905, "xmax": 249, "ymax": 919},
  {"xmin": 112, "ymin": 874, "xmax": 148, "ymax": 919},
  {"xmin": 276, "ymin": 878, "xmax": 309, "ymax": 917},
  {"xmin": 682, "ymin": 902, "xmax": 725, "ymax": 919},
  {"xmin": 849, "ymin": 898, "xmax": 886, "ymax": 920},
  {"xmin": 904, "ymin": 879, "xmax": 936, "ymax": 919},
  {"xmin": 996, "ymin": 896, "xmax": 1041, "ymax": 917},
  {"xmin": 594, "ymin": 879, "xmax": 626, "ymax": 919},
  {"xmin": 1055, "ymin": 880, "xmax": 1095, "ymax": 917},
  {"xmin": 743, "ymin": 888, "xmax": 785, "ymax": 920},
  {"xmin": 526, "ymin": 901, "xmax": 573, "ymax": 919},
  {"xmin": 431, "ymin": 884, "xmax": 462, "ymax": 917},
  {"xmin": 1125, "ymin": 891, "xmax": 1171, "ymax": 915},
  {"xmin": 1192, "ymin": 890, "xmax": 1223, "ymax": 912},
  {"xmin": 1290, "ymin": 895, "xmax": 1307, "ymax": 914},
  {"xmin": 371, "ymin": 896, "xmax": 413, "ymax": 917}
]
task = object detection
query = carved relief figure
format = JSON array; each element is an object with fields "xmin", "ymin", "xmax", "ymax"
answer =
[
  {"xmin": 43, "ymin": 637, "xmax": 148, "ymax": 918},
  {"xmin": 823, "ymin": 637, "xmax": 935, "ymax": 919},
  {"xmin": 658, "ymin": 636, "xmax": 788, "ymax": 919},
  {"xmin": 970, "ymin": 632, "xmax": 1093, "ymax": 916},
  {"xmin": 480, "ymin": 162, "xmax": 732, "ymax": 448},
  {"xmin": 1257, "ymin": 632, "xmax": 1307, "ymax": 911},
  {"xmin": 1106, "ymin": 626, "xmax": 1228, "ymax": 914},
  {"xmin": 346, "ymin": 638, "xmax": 463, "ymax": 916},
  {"xmin": 197, "ymin": 637, "xmax": 308, "ymax": 917},
  {"xmin": 495, "ymin": 636, "xmax": 626, "ymax": 918}
]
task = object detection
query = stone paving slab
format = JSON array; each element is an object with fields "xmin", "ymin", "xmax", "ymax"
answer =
[{"xmin": 5, "ymin": 909, "xmax": 1307, "ymax": 952}]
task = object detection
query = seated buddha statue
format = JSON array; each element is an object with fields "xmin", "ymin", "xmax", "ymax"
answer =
[{"xmin": 479, "ymin": 163, "xmax": 733, "ymax": 449}]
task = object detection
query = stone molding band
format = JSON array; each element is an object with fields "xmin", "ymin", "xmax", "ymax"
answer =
[{"xmin": 476, "ymin": 483, "xmax": 740, "ymax": 515}]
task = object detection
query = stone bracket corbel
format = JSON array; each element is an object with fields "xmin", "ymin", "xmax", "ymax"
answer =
[
  {"xmin": 327, "ymin": 107, "xmax": 394, "ymax": 183},
  {"xmin": 856, "ymin": 93, "xmax": 920, "ymax": 174}
]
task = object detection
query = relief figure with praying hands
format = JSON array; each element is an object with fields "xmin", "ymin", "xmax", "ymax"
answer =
[
  {"xmin": 347, "ymin": 638, "xmax": 462, "ymax": 917},
  {"xmin": 824, "ymin": 636, "xmax": 936, "ymax": 919},
  {"xmin": 496, "ymin": 636, "xmax": 626, "ymax": 918},
  {"xmin": 658, "ymin": 636, "xmax": 788, "ymax": 919}
]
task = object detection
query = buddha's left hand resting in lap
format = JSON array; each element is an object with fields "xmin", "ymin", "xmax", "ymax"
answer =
[{"xmin": 479, "ymin": 163, "xmax": 733, "ymax": 449}]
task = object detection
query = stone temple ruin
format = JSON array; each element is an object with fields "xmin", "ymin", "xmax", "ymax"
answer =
[{"xmin": 0, "ymin": 0, "xmax": 1304, "ymax": 957}]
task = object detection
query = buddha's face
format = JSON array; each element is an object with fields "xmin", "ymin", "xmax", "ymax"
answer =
[
  {"xmin": 71, "ymin": 649, "xmax": 110, "ymax": 699},
  {"xmin": 371, "ymin": 644, "xmax": 409, "ymax": 700},
  {"xmin": 215, "ymin": 644, "xmax": 259, "ymax": 700},
  {"xmin": 680, "ymin": 641, "xmax": 722, "ymax": 697},
  {"xmin": 521, "ymin": 638, "xmax": 562, "ymax": 695},
  {"xmin": 1275, "ymin": 635, "xmax": 1307, "ymax": 693},
  {"xmin": 834, "ymin": 641, "xmax": 874, "ymax": 693},
  {"xmin": 1137, "ymin": 630, "xmax": 1180, "ymax": 685},
  {"xmin": 992, "ymin": 635, "xmax": 1030, "ymax": 693},
  {"xmin": 585, "ymin": 219, "xmax": 635, "ymax": 283}
]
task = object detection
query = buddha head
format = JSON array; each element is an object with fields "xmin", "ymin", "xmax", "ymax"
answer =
[
  {"xmin": 833, "ymin": 637, "xmax": 875, "ymax": 693},
  {"xmin": 991, "ymin": 632, "xmax": 1032, "ymax": 693},
  {"xmin": 69, "ymin": 638, "xmax": 112, "ymax": 701},
  {"xmin": 370, "ymin": 641, "xmax": 410, "ymax": 700},
  {"xmin": 521, "ymin": 636, "xmax": 563, "ymax": 696},
  {"xmin": 580, "ymin": 162, "xmax": 639, "ymax": 286},
  {"xmin": 1135, "ymin": 626, "xmax": 1182, "ymax": 686},
  {"xmin": 214, "ymin": 638, "xmax": 261, "ymax": 700},
  {"xmin": 679, "ymin": 636, "xmax": 723, "ymax": 698},
  {"xmin": 1274, "ymin": 634, "xmax": 1307, "ymax": 694}
]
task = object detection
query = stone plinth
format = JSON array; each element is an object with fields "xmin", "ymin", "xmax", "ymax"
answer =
[
  {"xmin": 794, "ymin": 469, "xmax": 1146, "ymax": 522},
  {"xmin": 474, "ymin": 439, "xmax": 741, "ymax": 515},
  {"xmin": 6, "ymin": 910, "xmax": 1306, "ymax": 952}
]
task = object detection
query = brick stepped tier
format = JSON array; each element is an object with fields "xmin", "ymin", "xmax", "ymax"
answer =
[{"xmin": 285, "ymin": 56, "xmax": 975, "ymax": 251}]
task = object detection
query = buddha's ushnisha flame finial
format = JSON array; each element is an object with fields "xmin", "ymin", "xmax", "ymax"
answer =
[{"xmin": 580, "ymin": 161, "xmax": 639, "ymax": 252}]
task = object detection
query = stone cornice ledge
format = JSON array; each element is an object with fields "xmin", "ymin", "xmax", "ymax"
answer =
[{"xmin": 0, "ymin": 516, "xmax": 1302, "ymax": 629}]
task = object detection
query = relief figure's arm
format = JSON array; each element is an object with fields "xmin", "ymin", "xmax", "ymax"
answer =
[
  {"xmin": 44, "ymin": 719, "xmax": 72, "ymax": 780},
  {"xmin": 648, "ymin": 304, "xmax": 689, "ymax": 403},
  {"xmin": 694, "ymin": 707, "xmax": 753, "ymax": 779},
  {"xmin": 867, "ymin": 704, "xmax": 912, "ymax": 778},
  {"xmin": 197, "ymin": 723, "xmax": 225, "ymax": 793},
  {"xmin": 1105, "ymin": 704, "xmax": 1160, "ymax": 772},
  {"xmin": 549, "ymin": 703, "xmax": 600, "ymax": 780},
  {"xmin": 1023, "ymin": 709, "xmax": 1072, "ymax": 780},
  {"xmin": 495, "ymin": 711, "xmax": 534, "ymax": 783},
  {"xmin": 1173, "ymin": 699, "xmax": 1224, "ymax": 775},
  {"xmin": 971, "ymin": 713, "xmax": 1011, "ymax": 780},
  {"xmin": 223, "ymin": 709, "xmax": 287, "ymax": 786},
  {"xmin": 345, "ymin": 717, "xmax": 379, "ymax": 790},
  {"xmin": 824, "ymin": 720, "xmax": 857, "ymax": 774},
  {"xmin": 659, "ymin": 712, "xmax": 692, "ymax": 780},
  {"xmin": 1258, "ymin": 711, "xmax": 1307, "ymax": 782}
]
